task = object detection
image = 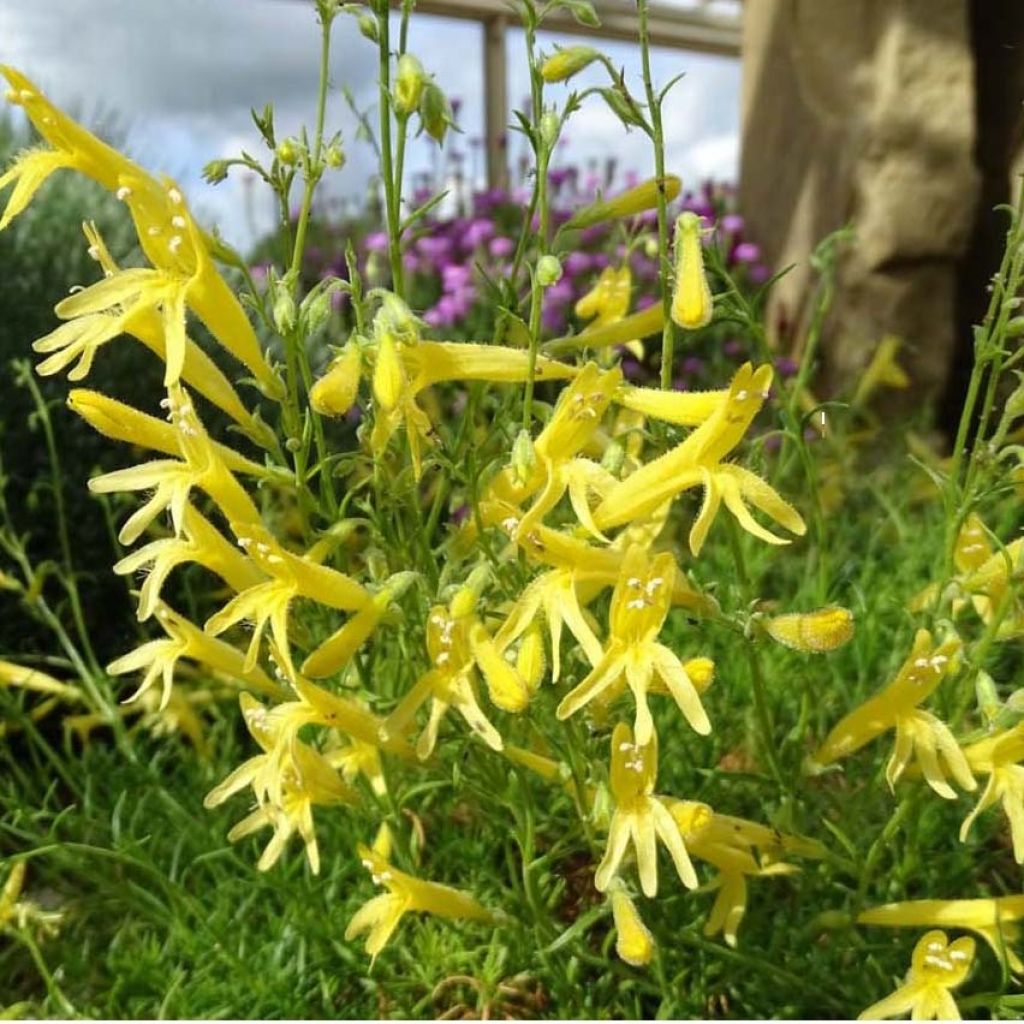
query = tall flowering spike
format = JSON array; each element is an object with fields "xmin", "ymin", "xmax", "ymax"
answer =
[
  {"xmin": 857, "ymin": 895, "xmax": 1024, "ymax": 975},
  {"xmin": 557, "ymin": 546, "xmax": 711, "ymax": 744},
  {"xmin": 810, "ymin": 629, "xmax": 975, "ymax": 799},
  {"xmin": 594, "ymin": 363, "xmax": 805, "ymax": 553},
  {"xmin": 594, "ymin": 723, "xmax": 699, "ymax": 897},
  {"xmin": 205, "ymin": 522, "xmax": 370, "ymax": 676},
  {"xmin": 0, "ymin": 66, "xmax": 138, "ymax": 228},
  {"xmin": 609, "ymin": 885, "xmax": 655, "ymax": 967},
  {"xmin": 858, "ymin": 931, "xmax": 974, "ymax": 1021},
  {"xmin": 107, "ymin": 602, "xmax": 285, "ymax": 711},
  {"xmin": 346, "ymin": 825, "xmax": 493, "ymax": 961},
  {"xmin": 381, "ymin": 583, "xmax": 528, "ymax": 759},
  {"xmin": 960, "ymin": 722, "xmax": 1024, "ymax": 862},
  {"xmin": 670, "ymin": 212, "xmax": 713, "ymax": 330},
  {"xmin": 204, "ymin": 693, "xmax": 357, "ymax": 875},
  {"xmin": 87, "ymin": 385, "xmax": 261, "ymax": 544}
]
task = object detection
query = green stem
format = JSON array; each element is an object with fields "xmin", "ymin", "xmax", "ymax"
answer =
[
  {"xmin": 637, "ymin": 0, "xmax": 675, "ymax": 390},
  {"xmin": 377, "ymin": 3, "xmax": 406, "ymax": 297}
]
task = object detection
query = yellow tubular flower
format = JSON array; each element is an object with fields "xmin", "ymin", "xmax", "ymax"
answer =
[
  {"xmin": 858, "ymin": 895, "xmax": 1024, "ymax": 975},
  {"xmin": 575, "ymin": 266, "xmax": 632, "ymax": 327},
  {"xmin": 346, "ymin": 824, "xmax": 493, "ymax": 961},
  {"xmin": 594, "ymin": 363, "xmax": 805, "ymax": 554},
  {"xmin": 852, "ymin": 334, "xmax": 911, "ymax": 410},
  {"xmin": 204, "ymin": 693, "xmax": 357, "ymax": 874},
  {"xmin": 810, "ymin": 630, "xmax": 974, "ymax": 799},
  {"xmin": 566, "ymin": 175, "xmax": 682, "ymax": 230},
  {"xmin": 670, "ymin": 212, "xmax": 713, "ymax": 330},
  {"xmin": 67, "ymin": 389, "xmax": 269, "ymax": 477},
  {"xmin": 858, "ymin": 931, "xmax": 974, "ymax": 1021},
  {"xmin": 302, "ymin": 571, "xmax": 418, "ymax": 679},
  {"xmin": 88, "ymin": 385, "xmax": 262, "ymax": 544},
  {"xmin": 107, "ymin": 602, "xmax": 285, "ymax": 710},
  {"xmin": 0, "ymin": 660, "xmax": 80, "ymax": 701},
  {"xmin": 594, "ymin": 723, "xmax": 699, "ymax": 897},
  {"xmin": 114, "ymin": 504, "xmax": 265, "ymax": 622},
  {"xmin": 381, "ymin": 587, "xmax": 528, "ymax": 759},
  {"xmin": 546, "ymin": 303, "xmax": 665, "ymax": 359},
  {"xmin": 205, "ymin": 522, "xmax": 370, "ymax": 676},
  {"xmin": 960, "ymin": 722, "xmax": 1024, "ymax": 862},
  {"xmin": 669, "ymin": 802, "xmax": 823, "ymax": 948},
  {"xmin": 614, "ymin": 383, "xmax": 729, "ymax": 427},
  {"xmin": 310, "ymin": 341, "xmax": 363, "ymax": 417},
  {"xmin": 557, "ymin": 546, "xmax": 711, "ymax": 744},
  {"xmin": 609, "ymin": 885, "xmax": 655, "ymax": 967},
  {"xmin": 0, "ymin": 67, "xmax": 138, "ymax": 227},
  {"xmin": 763, "ymin": 606, "xmax": 855, "ymax": 653}
]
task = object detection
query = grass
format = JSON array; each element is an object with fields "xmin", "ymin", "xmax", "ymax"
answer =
[{"xmin": 3, "ymin": 407, "xmax": 1022, "ymax": 1019}]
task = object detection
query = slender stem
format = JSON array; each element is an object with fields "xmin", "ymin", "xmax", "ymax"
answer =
[
  {"xmin": 637, "ymin": 0, "xmax": 675, "ymax": 390},
  {"xmin": 377, "ymin": 3, "xmax": 406, "ymax": 297}
]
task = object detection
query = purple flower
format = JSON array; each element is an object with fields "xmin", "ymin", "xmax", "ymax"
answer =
[
  {"xmin": 635, "ymin": 294, "xmax": 658, "ymax": 310},
  {"xmin": 462, "ymin": 218, "xmax": 495, "ymax": 249},
  {"xmin": 564, "ymin": 251, "xmax": 593, "ymax": 277},
  {"xmin": 621, "ymin": 357, "xmax": 643, "ymax": 381},
  {"xmin": 489, "ymin": 236, "xmax": 514, "ymax": 259},
  {"xmin": 721, "ymin": 213, "xmax": 744, "ymax": 235},
  {"xmin": 763, "ymin": 433, "xmax": 782, "ymax": 453},
  {"xmin": 578, "ymin": 225, "xmax": 607, "ymax": 247},
  {"xmin": 402, "ymin": 252, "xmax": 420, "ymax": 273},
  {"xmin": 442, "ymin": 264, "xmax": 473, "ymax": 292},
  {"xmin": 775, "ymin": 357, "xmax": 799, "ymax": 378},
  {"xmin": 682, "ymin": 356, "xmax": 704, "ymax": 376},
  {"xmin": 364, "ymin": 231, "xmax": 389, "ymax": 253},
  {"xmin": 723, "ymin": 339, "xmax": 745, "ymax": 357},
  {"xmin": 748, "ymin": 263, "xmax": 771, "ymax": 285},
  {"xmin": 733, "ymin": 242, "xmax": 762, "ymax": 264},
  {"xmin": 451, "ymin": 504, "xmax": 471, "ymax": 526},
  {"xmin": 591, "ymin": 252, "xmax": 611, "ymax": 270},
  {"xmin": 416, "ymin": 235, "xmax": 454, "ymax": 261},
  {"xmin": 248, "ymin": 263, "xmax": 270, "ymax": 286},
  {"xmin": 549, "ymin": 167, "xmax": 572, "ymax": 190},
  {"xmin": 546, "ymin": 277, "xmax": 575, "ymax": 306}
]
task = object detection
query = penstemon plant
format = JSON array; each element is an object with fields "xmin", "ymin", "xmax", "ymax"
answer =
[{"xmin": 4, "ymin": 0, "xmax": 1024, "ymax": 1018}]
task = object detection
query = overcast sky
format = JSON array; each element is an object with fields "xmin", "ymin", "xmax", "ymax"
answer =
[{"xmin": 0, "ymin": 0, "xmax": 740, "ymax": 251}]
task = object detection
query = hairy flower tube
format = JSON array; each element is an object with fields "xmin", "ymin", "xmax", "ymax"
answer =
[
  {"xmin": 858, "ymin": 896, "xmax": 1024, "ymax": 975},
  {"xmin": 345, "ymin": 824, "xmax": 493, "ymax": 961},
  {"xmin": 608, "ymin": 883, "xmax": 655, "ymax": 967},
  {"xmin": 594, "ymin": 723, "xmax": 700, "ymax": 897},
  {"xmin": 762, "ymin": 606, "xmax": 855, "ymax": 653},
  {"xmin": 557, "ymin": 546, "xmax": 711, "ymax": 744},
  {"xmin": 670, "ymin": 211, "xmax": 713, "ymax": 330},
  {"xmin": 809, "ymin": 630, "xmax": 974, "ymax": 799},
  {"xmin": 565, "ymin": 174, "xmax": 682, "ymax": 230},
  {"xmin": 593, "ymin": 363, "xmax": 805, "ymax": 554},
  {"xmin": 960, "ymin": 721, "xmax": 1024, "ymax": 863},
  {"xmin": 857, "ymin": 931, "xmax": 974, "ymax": 1021}
]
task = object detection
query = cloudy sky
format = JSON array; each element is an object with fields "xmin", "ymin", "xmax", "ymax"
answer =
[{"xmin": 0, "ymin": 0, "xmax": 740, "ymax": 250}]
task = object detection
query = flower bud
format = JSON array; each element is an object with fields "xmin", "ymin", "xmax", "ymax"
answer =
[
  {"xmin": 643, "ymin": 235, "xmax": 659, "ymax": 259},
  {"xmin": 271, "ymin": 280, "xmax": 297, "ymax": 334},
  {"xmin": 539, "ymin": 110, "xmax": 561, "ymax": 150},
  {"xmin": 511, "ymin": 428, "xmax": 537, "ymax": 487},
  {"xmin": 763, "ymin": 606, "xmax": 854, "ymax": 653},
  {"xmin": 419, "ymin": 80, "xmax": 455, "ymax": 145},
  {"xmin": 202, "ymin": 159, "xmax": 230, "ymax": 185},
  {"xmin": 324, "ymin": 142, "xmax": 346, "ymax": 169},
  {"xmin": 610, "ymin": 888, "xmax": 655, "ymax": 968},
  {"xmin": 536, "ymin": 254, "xmax": 563, "ymax": 288},
  {"xmin": 670, "ymin": 211, "xmax": 713, "ymax": 330},
  {"xmin": 394, "ymin": 54, "xmax": 426, "ymax": 116},
  {"xmin": 601, "ymin": 439, "xmax": 625, "ymax": 475},
  {"xmin": 373, "ymin": 292, "xmax": 419, "ymax": 346},
  {"xmin": 372, "ymin": 331, "xmax": 405, "ymax": 412},
  {"xmin": 275, "ymin": 137, "xmax": 300, "ymax": 165},
  {"xmin": 310, "ymin": 341, "xmax": 362, "ymax": 417},
  {"xmin": 682, "ymin": 656, "xmax": 715, "ymax": 694},
  {"xmin": 541, "ymin": 45, "xmax": 600, "ymax": 83},
  {"xmin": 516, "ymin": 624, "xmax": 546, "ymax": 691},
  {"xmin": 599, "ymin": 86, "xmax": 645, "ymax": 130},
  {"xmin": 357, "ymin": 12, "xmax": 378, "ymax": 42}
]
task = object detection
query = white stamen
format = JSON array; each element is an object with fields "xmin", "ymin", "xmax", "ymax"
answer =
[
  {"xmin": 171, "ymin": 215, "xmax": 187, "ymax": 229},
  {"xmin": 167, "ymin": 187, "xmax": 183, "ymax": 204},
  {"xmin": 116, "ymin": 186, "xmax": 132, "ymax": 201}
]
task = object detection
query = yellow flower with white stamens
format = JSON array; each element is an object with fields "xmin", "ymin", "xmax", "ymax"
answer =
[{"xmin": 960, "ymin": 721, "xmax": 1024, "ymax": 863}]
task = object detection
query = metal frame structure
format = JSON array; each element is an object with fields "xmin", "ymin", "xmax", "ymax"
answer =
[{"xmin": 397, "ymin": 0, "xmax": 742, "ymax": 187}]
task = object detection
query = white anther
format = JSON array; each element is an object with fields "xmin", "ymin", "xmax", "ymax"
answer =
[
  {"xmin": 913, "ymin": 658, "xmax": 930, "ymax": 668},
  {"xmin": 18, "ymin": 89, "xmax": 34, "ymax": 101},
  {"xmin": 266, "ymin": 554, "xmax": 284, "ymax": 565},
  {"xmin": 436, "ymin": 652, "xmax": 450, "ymax": 666},
  {"xmin": 167, "ymin": 187, "xmax": 183, "ymax": 204},
  {"xmin": 171, "ymin": 215, "xmax": 187, "ymax": 229},
  {"xmin": 930, "ymin": 655, "xmax": 948, "ymax": 667},
  {"xmin": 146, "ymin": 225, "xmax": 161, "ymax": 237},
  {"xmin": 626, "ymin": 598, "xmax": 648, "ymax": 610},
  {"xmin": 735, "ymin": 389, "xmax": 748, "ymax": 401},
  {"xmin": 116, "ymin": 186, "xmax": 132, "ymax": 201},
  {"xmin": 168, "ymin": 234, "xmax": 183, "ymax": 254},
  {"xmin": 256, "ymin": 543, "xmax": 270, "ymax": 554},
  {"xmin": 618, "ymin": 742, "xmax": 634, "ymax": 752},
  {"xmin": 645, "ymin": 577, "xmax": 663, "ymax": 594},
  {"xmin": 87, "ymin": 245, "xmax": 100, "ymax": 260},
  {"xmin": 626, "ymin": 577, "xmax": 642, "ymax": 588}
]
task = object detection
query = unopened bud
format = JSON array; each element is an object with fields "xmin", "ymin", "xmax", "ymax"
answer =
[
  {"xmin": 271, "ymin": 281, "xmax": 297, "ymax": 334},
  {"xmin": 599, "ymin": 86, "xmax": 645, "ymax": 129},
  {"xmin": 276, "ymin": 137, "xmax": 300, "ymax": 165},
  {"xmin": 310, "ymin": 340, "xmax": 362, "ymax": 417},
  {"xmin": 324, "ymin": 142, "xmax": 346, "ymax": 169},
  {"xmin": 511, "ymin": 428, "xmax": 537, "ymax": 486},
  {"xmin": 536, "ymin": 254, "xmax": 563, "ymax": 288},
  {"xmin": 202, "ymin": 159, "xmax": 230, "ymax": 185},
  {"xmin": 541, "ymin": 45, "xmax": 600, "ymax": 83},
  {"xmin": 419, "ymin": 80, "xmax": 455, "ymax": 145},
  {"xmin": 567, "ymin": 175, "xmax": 682, "ymax": 230},
  {"xmin": 610, "ymin": 888, "xmax": 655, "ymax": 968},
  {"xmin": 540, "ymin": 109, "xmax": 561, "ymax": 149},
  {"xmin": 763, "ymin": 606, "xmax": 854, "ymax": 653},
  {"xmin": 516, "ymin": 624, "xmax": 546, "ymax": 690},
  {"xmin": 600, "ymin": 439, "xmax": 625, "ymax": 475},
  {"xmin": 357, "ymin": 12, "xmax": 378, "ymax": 42},
  {"xmin": 394, "ymin": 54, "xmax": 426, "ymax": 116},
  {"xmin": 670, "ymin": 211, "xmax": 713, "ymax": 330}
]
